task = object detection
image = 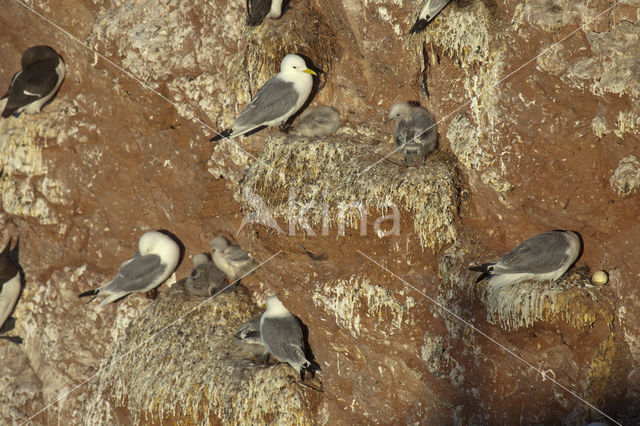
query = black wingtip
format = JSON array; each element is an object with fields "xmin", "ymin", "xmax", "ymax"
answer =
[
  {"xmin": 308, "ymin": 361, "xmax": 321, "ymax": 373},
  {"xmin": 1, "ymin": 108, "xmax": 15, "ymax": 119},
  {"xmin": 300, "ymin": 361, "xmax": 321, "ymax": 381},
  {"xmin": 78, "ymin": 289, "xmax": 99, "ymax": 298},
  {"xmin": 468, "ymin": 263, "xmax": 494, "ymax": 283},
  {"xmin": 0, "ymin": 316, "xmax": 16, "ymax": 333},
  {"xmin": 1, "ymin": 238, "xmax": 11, "ymax": 258},
  {"xmin": 409, "ymin": 18, "xmax": 430, "ymax": 34},
  {"xmin": 468, "ymin": 264, "xmax": 487, "ymax": 273},
  {"xmin": 0, "ymin": 335, "xmax": 23, "ymax": 344},
  {"xmin": 210, "ymin": 129, "xmax": 232, "ymax": 142}
]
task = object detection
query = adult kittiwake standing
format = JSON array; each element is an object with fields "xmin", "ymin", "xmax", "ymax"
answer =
[
  {"xmin": 469, "ymin": 230, "xmax": 581, "ymax": 290},
  {"xmin": 260, "ymin": 295, "xmax": 312, "ymax": 378},
  {"xmin": 1, "ymin": 46, "xmax": 66, "ymax": 118},
  {"xmin": 386, "ymin": 102, "xmax": 438, "ymax": 166},
  {"xmin": 210, "ymin": 54, "xmax": 317, "ymax": 141},
  {"xmin": 78, "ymin": 231, "xmax": 180, "ymax": 306}
]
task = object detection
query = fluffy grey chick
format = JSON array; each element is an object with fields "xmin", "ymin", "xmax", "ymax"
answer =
[
  {"xmin": 184, "ymin": 254, "xmax": 227, "ymax": 297},
  {"xmin": 386, "ymin": 102, "xmax": 438, "ymax": 166},
  {"xmin": 294, "ymin": 105, "xmax": 340, "ymax": 137},
  {"xmin": 260, "ymin": 296, "xmax": 311, "ymax": 377},
  {"xmin": 469, "ymin": 231, "xmax": 581, "ymax": 290},
  {"xmin": 210, "ymin": 236, "xmax": 258, "ymax": 283},
  {"xmin": 234, "ymin": 315, "xmax": 270, "ymax": 363}
]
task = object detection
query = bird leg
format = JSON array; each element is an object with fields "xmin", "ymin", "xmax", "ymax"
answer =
[
  {"xmin": 145, "ymin": 287, "xmax": 159, "ymax": 300},
  {"xmin": 279, "ymin": 121, "xmax": 293, "ymax": 134}
]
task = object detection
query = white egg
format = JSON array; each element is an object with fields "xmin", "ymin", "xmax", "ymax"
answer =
[{"xmin": 591, "ymin": 270, "xmax": 609, "ymax": 285}]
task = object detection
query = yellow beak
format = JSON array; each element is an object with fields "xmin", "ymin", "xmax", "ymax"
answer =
[{"xmin": 304, "ymin": 68, "xmax": 317, "ymax": 76}]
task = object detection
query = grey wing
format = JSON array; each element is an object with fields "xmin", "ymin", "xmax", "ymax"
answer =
[
  {"xmin": 185, "ymin": 264, "xmax": 210, "ymax": 295},
  {"xmin": 411, "ymin": 110, "xmax": 438, "ymax": 151},
  {"xmin": 497, "ymin": 232, "xmax": 570, "ymax": 274},
  {"xmin": 106, "ymin": 253, "xmax": 164, "ymax": 292},
  {"xmin": 247, "ymin": 0, "xmax": 271, "ymax": 25},
  {"xmin": 394, "ymin": 120, "xmax": 408, "ymax": 147},
  {"xmin": 202, "ymin": 263, "xmax": 226, "ymax": 292},
  {"xmin": 233, "ymin": 78, "xmax": 298, "ymax": 130},
  {"xmin": 235, "ymin": 316, "xmax": 262, "ymax": 343},
  {"xmin": 261, "ymin": 316, "xmax": 306, "ymax": 362},
  {"xmin": 225, "ymin": 246, "xmax": 252, "ymax": 263}
]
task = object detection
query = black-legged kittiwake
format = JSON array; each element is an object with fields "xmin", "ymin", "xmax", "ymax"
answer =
[
  {"xmin": 234, "ymin": 314, "xmax": 270, "ymax": 363},
  {"xmin": 260, "ymin": 295, "xmax": 311, "ymax": 377},
  {"xmin": 0, "ymin": 239, "xmax": 21, "ymax": 334},
  {"xmin": 210, "ymin": 236, "xmax": 258, "ymax": 283},
  {"xmin": 210, "ymin": 54, "xmax": 317, "ymax": 141},
  {"xmin": 246, "ymin": 0, "xmax": 284, "ymax": 26},
  {"xmin": 469, "ymin": 230, "xmax": 581, "ymax": 289},
  {"xmin": 386, "ymin": 102, "xmax": 438, "ymax": 166},
  {"xmin": 293, "ymin": 105, "xmax": 340, "ymax": 138},
  {"xmin": 1, "ymin": 46, "xmax": 66, "ymax": 118},
  {"xmin": 410, "ymin": 0, "xmax": 453, "ymax": 33},
  {"xmin": 184, "ymin": 253, "xmax": 227, "ymax": 297},
  {"xmin": 78, "ymin": 231, "xmax": 180, "ymax": 306}
]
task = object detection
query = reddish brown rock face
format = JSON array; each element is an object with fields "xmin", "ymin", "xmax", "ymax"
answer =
[{"xmin": 1, "ymin": 0, "xmax": 639, "ymax": 424}]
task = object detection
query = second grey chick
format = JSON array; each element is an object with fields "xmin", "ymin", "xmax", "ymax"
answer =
[
  {"xmin": 210, "ymin": 236, "xmax": 258, "ymax": 283},
  {"xmin": 294, "ymin": 105, "xmax": 340, "ymax": 137},
  {"xmin": 386, "ymin": 102, "xmax": 438, "ymax": 166},
  {"xmin": 234, "ymin": 315, "xmax": 270, "ymax": 363},
  {"xmin": 184, "ymin": 254, "xmax": 227, "ymax": 297}
]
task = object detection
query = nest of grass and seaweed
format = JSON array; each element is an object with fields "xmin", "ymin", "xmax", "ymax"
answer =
[
  {"xmin": 83, "ymin": 284, "xmax": 318, "ymax": 424},
  {"xmin": 238, "ymin": 132, "xmax": 462, "ymax": 252},
  {"xmin": 474, "ymin": 265, "xmax": 616, "ymax": 331}
]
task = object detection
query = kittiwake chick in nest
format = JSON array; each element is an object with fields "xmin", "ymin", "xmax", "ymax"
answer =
[
  {"xmin": 234, "ymin": 314, "xmax": 270, "ymax": 363},
  {"xmin": 469, "ymin": 230, "xmax": 581, "ymax": 290},
  {"xmin": 293, "ymin": 105, "xmax": 340, "ymax": 137},
  {"xmin": 184, "ymin": 253, "xmax": 227, "ymax": 297},
  {"xmin": 78, "ymin": 231, "xmax": 180, "ymax": 306},
  {"xmin": 210, "ymin": 236, "xmax": 258, "ymax": 284},
  {"xmin": 210, "ymin": 54, "xmax": 317, "ymax": 141},
  {"xmin": 386, "ymin": 102, "xmax": 438, "ymax": 166}
]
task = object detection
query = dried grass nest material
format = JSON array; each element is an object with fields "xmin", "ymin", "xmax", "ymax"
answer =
[
  {"xmin": 239, "ymin": 133, "xmax": 461, "ymax": 251},
  {"xmin": 83, "ymin": 285, "xmax": 315, "ymax": 424},
  {"xmin": 480, "ymin": 266, "xmax": 615, "ymax": 331}
]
